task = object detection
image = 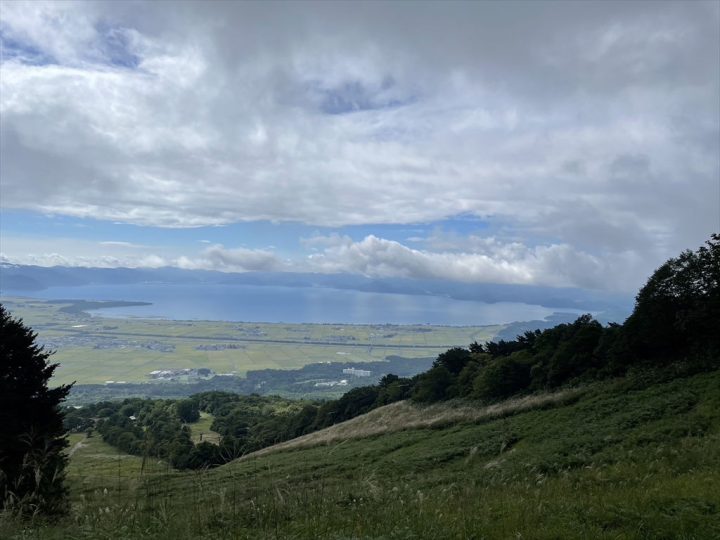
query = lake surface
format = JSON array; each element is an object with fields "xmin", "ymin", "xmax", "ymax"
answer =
[{"xmin": 27, "ymin": 283, "xmax": 580, "ymax": 326}]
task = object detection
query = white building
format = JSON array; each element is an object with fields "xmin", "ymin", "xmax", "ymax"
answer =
[{"xmin": 342, "ymin": 368, "xmax": 372, "ymax": 377}]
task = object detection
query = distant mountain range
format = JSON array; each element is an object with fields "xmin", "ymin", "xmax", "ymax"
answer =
[{"xmin": 0, "ymin": 263, "xmax": 632, "ymax": 322}]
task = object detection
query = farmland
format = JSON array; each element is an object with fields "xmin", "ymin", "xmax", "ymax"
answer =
[{"xmin": 0, "ymin": 297, "xmax": 501, "ymax": 387}]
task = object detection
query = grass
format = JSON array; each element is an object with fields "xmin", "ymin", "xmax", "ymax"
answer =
[
  {"xmin": 188, "ymin": 413, "xmax": 221, "ymax": 445},
  {"xmin": 0, "ymin": 297, "xmax": 499, "ymax": 386},
  {"xmin": 64, "ymin": 433, "xmax": 171, "ymax": 501},
  {"xmin": 243, "ymin": 387, "xmax": 582, "ymax": 457},
  {"xmin": 2, "ymin": 368, "xmax": 719, "ymax": 539}
]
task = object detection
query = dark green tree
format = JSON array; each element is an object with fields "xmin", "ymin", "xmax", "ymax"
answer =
[
  {"xmin": 433, "ymin": 347, "xmax": 471, "ymax": 375},
  {"xmin": 411, "ymin": 365, "xmax": 453, "ymax": 402},
  {"xmin": 473, "ymin": 352, "xmax": 533, "ymax": 402},
  {"xmin": 0, "ymin": 304, "xmax": 72, "ymax": 515},
  {"xmin": 619, "ymin": 234, "xmax": 720, "ymax": 366},
  {"xmin": 176, "ymin": 399, "xmax": 200, "ymax": 423}
]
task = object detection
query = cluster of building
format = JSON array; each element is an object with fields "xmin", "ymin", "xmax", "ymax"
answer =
[
  {"xmin": 148, "ymin": 367, "xmax": 215, "ymax": 381},
  {"xmin": 312, "ymin": 367, "xmax": 373, "ymax": 388},
  {"xmin": 342, "ymin": 367, "xmax": 372, "ymax": 377},
  {"xmin": 314, "ymin": 379, "xmax": 349, "ymax": 387}
]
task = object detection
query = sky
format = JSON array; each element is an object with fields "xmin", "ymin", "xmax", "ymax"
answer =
[{"xmin": 0, "ymin": 0, "xmax": 718, "ymax": 292}]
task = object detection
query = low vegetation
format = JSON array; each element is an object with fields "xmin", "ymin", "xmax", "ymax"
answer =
[{"xmin": 2, "ymin": 368, "xmax": 719, "ymax": 539}]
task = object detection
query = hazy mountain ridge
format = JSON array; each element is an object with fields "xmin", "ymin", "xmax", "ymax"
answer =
[{"xmin": 0, "ymin": 264, "xmax": 632, "ymax": 316}]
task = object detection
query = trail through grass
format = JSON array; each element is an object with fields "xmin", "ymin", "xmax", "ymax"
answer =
[{"xmin": 188, "ymin": 412, "xmax": 221, "ymax": 445}]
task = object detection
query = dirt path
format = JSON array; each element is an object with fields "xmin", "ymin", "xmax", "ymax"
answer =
[{"xmin": 68, "ymin": 435, "xmax": 87, "ymax": 458}]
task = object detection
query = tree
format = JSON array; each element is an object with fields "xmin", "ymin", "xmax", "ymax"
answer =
[
  {"xmin": 411, "ymin": 365, "xmax": 453, "ymax": 402},
  {"xmin": 176, "ymin": 399, "xmax": 200, "ymax": 423},
  {"xmin": 0, "ymin": 304, "xmax": 72, "ymax": 515},
  {"xmin": 545, "ymin": 315, "xmax": 603, "ymax": 386},
  {"xmin": 433, "ymin": 347, "xmax": 471, "ymax": 375},
  {"xmin": 620, "ymin": 234, "xmax": 720, "ymax": 365},
  {"xmin": 473, "ymin": 352, "xmax": 532, "ymax": 402}
]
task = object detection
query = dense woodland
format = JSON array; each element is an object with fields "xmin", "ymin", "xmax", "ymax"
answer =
[{"xmin": 65, "ymin": 235, "xmax": 720, "ymax": 470}]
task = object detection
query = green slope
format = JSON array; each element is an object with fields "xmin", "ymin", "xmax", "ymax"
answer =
[{"xmin": 4, "ymin": 369, "xmax": 720, "ymax": 539}]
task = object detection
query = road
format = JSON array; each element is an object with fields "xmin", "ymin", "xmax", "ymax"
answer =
[{"xmin": 49, "ymin": 326, "xmax": 456, "ymax": 350}]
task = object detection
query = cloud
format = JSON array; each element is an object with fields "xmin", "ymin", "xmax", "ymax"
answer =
[
  {"xmin": 0, "ymin": 229, "xmax": 666, "ymax": 291},
  {"xmin": 0, "ymin": 1, "xmax": 717, "ymax": 289},
  {"xmin": 179, "ymin": 245, "xmax": 284, "ymax": 273},
  {"xmin": 0, "ymin": 251, "xmax": 169, "ymax": 269},
  {"xmin": 304, "ymin": 235, "xmax": 644, "ymax": 290},
  {"xmin": 0, "ymin": 236, "xmax": 283, "ymax": 273}
]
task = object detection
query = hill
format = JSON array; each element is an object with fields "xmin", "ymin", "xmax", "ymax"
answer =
[
  {"xmin": 3, "ymin": 367, "xmax": 719, "ymax": 539},
  {"xmin": 241, "ymin": 388, "xmax": 580, "ymax": 458}
]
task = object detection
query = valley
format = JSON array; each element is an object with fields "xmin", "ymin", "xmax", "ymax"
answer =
[{"xmin": 0, "ymin": 296, "xmax": 499, "ymax": 392}]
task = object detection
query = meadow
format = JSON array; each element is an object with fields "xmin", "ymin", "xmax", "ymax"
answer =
[
  {"xmin": 3, "ymin": 368, "xmax": 718, "ymax": 539},
  {"xmin": 0, "ymin": 297, "xmax": 499, "ymax": 386},
  {"xmin": 189, "ymin": 412, "xmax": 222, "ymax": 445}
]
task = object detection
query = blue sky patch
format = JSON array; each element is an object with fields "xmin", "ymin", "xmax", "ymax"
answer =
[
  {"xmin": 314, "ymin": 80, "xmax": 416, "ymax": 115},
  {"xmin": 94, "ymin": 21, "xmax": 141, "ymax": 69},
  {"xmin": 1, "ymin": 210, "xmax": 494, "ymax": 259},
  {"xmin": 0, "ymin": 28, "xmax": 56, "ymax": 65}
]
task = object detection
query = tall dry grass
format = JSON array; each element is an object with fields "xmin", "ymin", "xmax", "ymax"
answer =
[{"xmin": 242, "ymin": 388, "xmax": 582, "ymax": 459}]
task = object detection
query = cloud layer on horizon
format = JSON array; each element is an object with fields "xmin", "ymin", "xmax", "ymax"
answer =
[
  {"xmin": 0, "ymin": 1, "xmax": 718, "ymax": 291},
  {"xmin": 0, "ymin": 232, "xmax": 658, "ymax": 292}
]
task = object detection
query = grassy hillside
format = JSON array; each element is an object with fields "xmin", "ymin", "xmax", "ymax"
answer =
[
  {"xmin": 4, "ymin": 368, "xmax": 719, "ymax": 539},
  {"xmin": 242, "ymin": 387, "xmax": 581, "ymax": 457}
]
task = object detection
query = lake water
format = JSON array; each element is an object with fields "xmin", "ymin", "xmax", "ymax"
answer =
[{"xmin": 27, "ymin": 283, "xmax": 579, "ymax": 326}]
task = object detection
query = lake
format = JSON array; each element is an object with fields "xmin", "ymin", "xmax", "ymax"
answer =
[{"xmin": 27, "ymin": 283, "xmax": 580, "ymax": 326}]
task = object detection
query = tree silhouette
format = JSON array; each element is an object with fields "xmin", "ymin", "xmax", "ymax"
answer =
[
  {"xmin": 0, "ymin": 304, "xmax": 72, "ymax": 515},
  {"xmin": 621, "ymin": 234, "xmax": 720, "ymax": 363}
]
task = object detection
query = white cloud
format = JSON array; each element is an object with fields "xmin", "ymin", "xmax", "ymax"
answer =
[
  {"xmin": 304, "ymin": 235, "xmax": 645, "ymax": 290},
  {"xmin": 179, "ymin": 245, "xmax": 284, "ymax": 273},
  {"xmin": 0, "ymin": 236, "xmax": 282, "ymax": 273},
  {"xmin": 0, "ymin": 231, "xmax": 664, "ymax": 291},
  {"xmin": 0, "ymin": 1, "xmax": 717, "ymax": 289},
  {"xmin": 0, "ymin": 251, "xmax": 169, "ymax": 269}
]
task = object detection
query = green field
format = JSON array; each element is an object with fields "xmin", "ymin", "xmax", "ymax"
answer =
[
  {"xmin": 0, "ymin": 297, "xmax": 501, "ymax": 386},
  {"xmin": 5, "ymin": 368, "xmax": 718, "ymax": 539},
  {"xmin": 188, "ymin": 412, "xmax": 222, "ymax": 445},
  {"xmin": 64, "ymin": 432, "xmax": 171, "ymax": 503}
]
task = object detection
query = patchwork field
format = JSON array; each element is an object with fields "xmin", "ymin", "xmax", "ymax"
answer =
[{"xmin": 0, "ymin": 297, "xmax": 501, "ymax": 386}]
